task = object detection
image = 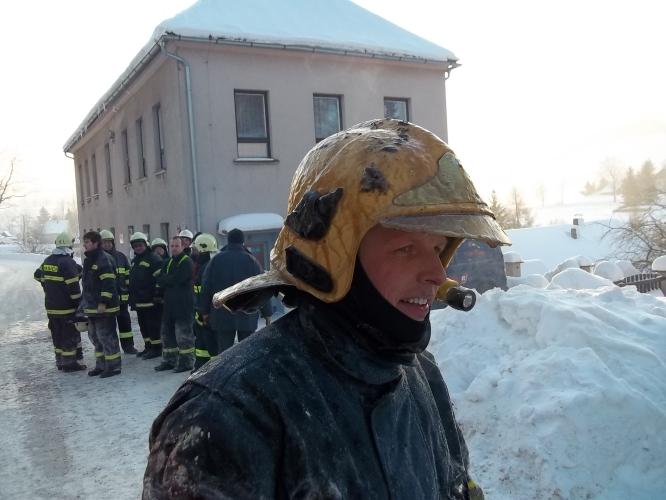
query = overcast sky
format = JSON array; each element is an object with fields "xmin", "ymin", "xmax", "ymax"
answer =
[{"xmin": 1, "ymin": 0, "xmax": 665, "ymax": 214}]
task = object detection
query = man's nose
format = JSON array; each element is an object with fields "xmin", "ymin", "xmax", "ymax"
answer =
[{"xmin": 421, "ymin": 253, "xmax": 446, "ymax": 287}]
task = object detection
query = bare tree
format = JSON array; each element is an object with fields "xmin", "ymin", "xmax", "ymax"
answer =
[
  {"xmin": 600, "ymin": 157, "xmax": 623, "ymax": 203},
  {"xmin": 507, "ymin": 187, "xmax": 534, "ymax": 229},
  {"xmin": 601, "ymin": 191, "xmax": 666, "ymax": 268},
  {"xmin": 0, "ymin": 158, "xmax": 22, "ymax": 208}
]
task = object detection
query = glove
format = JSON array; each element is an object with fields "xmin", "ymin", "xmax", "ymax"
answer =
[{"xmin": 96, "ymin": 303, "xmax": 107, "ymax": 314}]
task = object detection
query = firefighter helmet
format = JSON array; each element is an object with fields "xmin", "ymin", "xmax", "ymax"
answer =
[
  {"xmin": 193, "ymin": 233, "xmax": 218, "ymax": 253},
  {"xmin": 214, "ymin": 119, "xmax": 511, "ymax": 311},
  {"xmin": 130, "ymin": 232, "xmax": 149, "ymax": 245},
  {"xmin": 100, "ymin": 229, "xmax": 114, "ymax": 240},
  {"xmin": 178, "ymin": 229, "xmax": 194, "ymax": 240},
  {"xmin": 55, "ymin": 232, "xmax": 74, "ymax": 247},
  {"xmin": 151, "ymin": 237, "xmax": 167, "ymax": 249}
]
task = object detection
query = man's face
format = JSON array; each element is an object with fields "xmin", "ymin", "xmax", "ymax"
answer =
[
  {"xmin": 83, "ymin": 239, "xmax": 98, "ymax": 252},
  {"xmin": 170, "ymin": 238, "xmax": 183, "ymax": 256},
  {"xmin": 132, "ymin": 242, "xmax": 146, "ymax": 255},
  {"xmin": 358, "ymin": 225, "xmax": 448, "ymax": 321},
  {"xmin": 154, "ymin": 246, "xmax": 165, "ymax": 257},
  {"xmin": 181, "ymin": 237, "xmax": 192, "ymax": 248},
  {"xmin": 101, "ymin": 240, "xmax": 113, "ymax": 252}
]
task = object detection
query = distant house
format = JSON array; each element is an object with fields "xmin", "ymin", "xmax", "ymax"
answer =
[
  {"xmin": 42, "ymin": 220, "xmax": 70, "ymax": 244},
  {"xmin": 63, "ymin": 0, "xmax": 459, "ymax": 263}
]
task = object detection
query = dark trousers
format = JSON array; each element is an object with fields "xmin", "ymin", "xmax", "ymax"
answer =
[
  {"xmin": 116, "ymin": 303, "xmax": 134, "ymax": 350},
  {"xmin": 88, "ymin": 315, "xmax": 121, "ymax": 371},
  {"xmin": 47, "ymin": 317, "xmax": 81, "ymax": 368},
  {"xmin": 160, "ymin": 312, "xmax": 194, "ymax": 369},
  {"xmin": 217, "ymin": 329, "xmax": 253, "ymax": 353},
  {"xmin": 137, "ymin": 306, "xmax": 162, "ymax": 351},
  {"xmin": 193, "ymin": 319, "xmax": 218, "ymax": 370}
]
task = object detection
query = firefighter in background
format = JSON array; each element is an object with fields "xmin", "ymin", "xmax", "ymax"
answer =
[
  {"xmin": 191, "ymin": 233, "xmax": 217, "ymax": 371},
  {"xmin": 82, "ymin": 231, "xmax": 122, "ymax": 378},
  {"xmin": 128, "ymin": 232, "xmax": 163, "ymax": 359},
  {"xmin": 178, "ymin": 229, "xmax": 194, "ymax": 257},
  {"xmin": 154, "ymin": 236, "xmax": 195, "ymax": 373},
  {"xmin": 100, "ymin": 229, "xmax": 137, "ymax": 354},
  {"xmin": 151, "ymin": 238, "xmax": 168, "ymax": 260},
  {"xmin": 33, "ymin": 232, "xmax": 87, "ymax": 372}
]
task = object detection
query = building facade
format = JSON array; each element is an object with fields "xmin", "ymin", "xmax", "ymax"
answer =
[{"xmin": 64, "ymin": 1, "xmax": 458, "ymax": 263}]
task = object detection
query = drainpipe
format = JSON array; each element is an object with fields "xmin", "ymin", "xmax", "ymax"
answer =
[{"xmin": 160, "ymin": 40, "xmax": 201, "ymax": 231}]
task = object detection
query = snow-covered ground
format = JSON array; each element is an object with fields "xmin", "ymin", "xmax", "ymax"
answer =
[{"xmin": 2, "ymin": 250, "xmax": 665, "ymax": 499}]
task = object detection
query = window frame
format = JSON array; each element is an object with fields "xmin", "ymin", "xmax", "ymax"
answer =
[
  {"xmin": 136, "ymin": 117, "xmax": 146, "ymax": 178},
  {"xmin": 152, "ymin": 103, "xmax": 166, "ymax": 172},
  {"xmin": 84, "ymin": 159, "xmax": 91, "ymax": 202},
  {"xmin": 121, "ymin": 128, "xmax": 131, "ymax": 185},
  {"xmin": 383, "ymin": 97, "xmax": 410, "ymax": 122},
  {"xmin": 233, "ymin": 90, "xmax": 271, "ymax": 159},
  {"xmin": 91, "ymin": 153, "xmax": 99, "ymax": 197},
  {"xmin": 104, "ymin": 143, "xmax": 113, "ymax": 194},
  {"xmin": 313, "ymin": 94, "xmax": 343, "ymax": 142},
  {"xmin": 77, "ymin": 163, "xmax": 85, "ymax": 206}
]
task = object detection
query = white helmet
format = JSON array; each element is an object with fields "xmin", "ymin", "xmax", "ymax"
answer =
[{"xmin": 178, "ymin": 229, "xmax": 194, "ymax": 240}]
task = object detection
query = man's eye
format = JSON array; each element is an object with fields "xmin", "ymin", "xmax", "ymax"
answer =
[{"xmin": 395, "ymin": 245, "xmax": 412, "ymax": 254}]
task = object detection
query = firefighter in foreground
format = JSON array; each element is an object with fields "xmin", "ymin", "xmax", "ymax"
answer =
[
  {"xmin": 101, "ymin": 229, "xmax": 137, "ymax": 354},
  {"xmin": 128, "ymin": 232, "xmax": 163, "ymax": 359},
  {"xmin": 82, "ymin": 231, "xmax": 122, "ymax": 378},
  {"xmin": 154, "ymin": 236, "xmax": 195, "ymax": 373},
  {"xmin": 190, "ymin": 233, "xmax": 217, "ymax": 371},
  {"xmin": 143, "ymin": 120, "xmax": 510, "ymax": 499},
  {"xmin": 33, "ymin": 232, "xmax": 86, "ymax": 372}
]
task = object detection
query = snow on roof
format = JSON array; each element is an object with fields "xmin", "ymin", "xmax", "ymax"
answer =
[
  {"xmin": 504, "ymin": 220, "xmax": 620, "ymax": 270},
  {"xmin": 217, "ymin": 212, "xmax": 284, "ymax": 234},
  {"xmin": 548, "ymin": 267, "xmax": 615, "ymax": 290},
  {"xmin": 64, "ymin": 0, "xmax": 457, "ymax": 152},
  {"xmin": 593, "ymin": 260, "xmax": 625, "ymax": 282},
  {"xmin": 503, "ymin": 251, "xmax": 523, "ymax": 263},
  {"xmin": 157, "ymin": 0, "xmax": 457, "ymax": 63},
  {"xmin": 42, "ymin": 220, "xmax": 69, "ymax": 235},
  {"xmin": 652, "ymin": 255, "xmax": 666, "ymax": 272}
]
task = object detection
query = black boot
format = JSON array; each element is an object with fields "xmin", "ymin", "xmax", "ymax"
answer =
[
  {"xmin": 99, "ymin": 368, "xmax": 121, "ymax": 378},
  {"xmin": 63, "ymin": 363, "xmax": 87, "ymax": 373},
  {"xmin": 154, "ymin": 361, "xmax": 175, "ymax": 372},
  {"xmin": 143, "ymin": 347, "xmax": 162, "ymax": 360},
  {"xmin": 123, "ymin": 345, "xmax": 139, "ymax": 355},
  {"xmin": 88, "ymin": 367, "xmax": 104, "ymax": 377}
]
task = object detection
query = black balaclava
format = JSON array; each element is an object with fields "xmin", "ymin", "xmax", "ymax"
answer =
[{"xmin": 327, "ymin": 258, "xmax": 431, "ymax": 360}]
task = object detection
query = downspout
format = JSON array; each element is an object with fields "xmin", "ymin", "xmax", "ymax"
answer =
[{"xmin": 160, "ymin": 39, "xmax": 201, "ymax": 231}]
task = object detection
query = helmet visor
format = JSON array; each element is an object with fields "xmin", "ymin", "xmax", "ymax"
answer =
[{"xmin": 379, "ymin": 213, "xmax": 511, "ymax": 247}]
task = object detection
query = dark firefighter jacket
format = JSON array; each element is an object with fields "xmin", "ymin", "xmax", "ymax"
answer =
[
  {"xmin": 156, "ymin": 253, "xmax": 194, "ymax": 320},
  {"xmin": 106, "ymin": 245, "xmax": 130, "ymax": 304},
  {"xmin": 199, "ymin": 243, "xmax": 271, "ymax": 332},
  {"xmin": 129, "ymin": 249, "xmax": 162, "ymax": 310},
  {"xmin": 82, "ymin": 246, "xmax": 119, "ymax": 317},
  {"xmin": 33, "ymin": 250, "xmax": 82, "ymax": 318},
  {"xmin": 143, "ymin": 298, "xmax": 474, "ymax": 500},
  {"xmin": 193, "ymin": 252, "xmax": 211, "ymax": 327}
]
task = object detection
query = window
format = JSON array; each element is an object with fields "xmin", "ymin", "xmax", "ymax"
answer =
[
  {"xmin": 77, "ymin": 163, "xmax": 84, "ymax": 206},
  {"xmin": 84, "ymin": 159, "xmax": 91, "ymax": 201},
  {"xmin": 234, "ymin": 90, "xmax": 270, "ymax": 158},
  {"xmin": 121, "ymin": 129, "xmax": 131, "ymax": 184},
  {"xmin": 128, "ymin": 225, "xmax": 134, "ymax": 240},
  {"xmin": 110, "ymin": 227, "xmax": 115, "ymax": 239},
  {"xmin": 384, "ymin": 98, "xmax": 410, "ymax": 121},
  {"xmin": 153, "ymin": 103, "xmax": 166, "ymax": 171},
  {"xmin": 160, "ymin": 222, "xmax": 169, "ymax": 241},
  {"xmin": 136, "ymin": 117, "xmax": 146, "ymax": 177},
  {"xmin": 91, "ymin": 154, "xmax": 99, "ymax": 196},
  {"xmin": 142, "ymin": 224, "xmax": 150, "ymax": 241},
  {"xmin": 313, "ymin": 94, "xmax": 342, "ymax": 142},
  {"xmin": 104, "ymin": 143, "xmax": 112, "ymax": 193}
]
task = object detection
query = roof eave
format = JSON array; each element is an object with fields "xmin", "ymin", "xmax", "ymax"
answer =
[{"xmin": 63, "ymin": 33, "xmax": 459, "ymax": 153}]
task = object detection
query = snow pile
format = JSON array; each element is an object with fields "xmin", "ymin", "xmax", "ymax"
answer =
[
  {"xmin": 506, "ymin": 274, "xmax": 549, "ymax": 289},
  {"xmin": 521, "ymin": 259, "xmax": 547, "ymax": 276},
  {"xmin": 0, "ymin": 253, "xmax": 46, "ymax": 325},
  {"xmin": 652, "ymin": 255, "xmax": 666, "ymax": 272},
  {"xmin": 430, "ymin": 286, "xmax": 666, "ymax": 500},
  {"xmin": 548, "ymin": 267, "xmax": 615, "ymax": 290},
  {"xmin": 593, "ymin": 260, "xmax": 625, "ymax": 281}
]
